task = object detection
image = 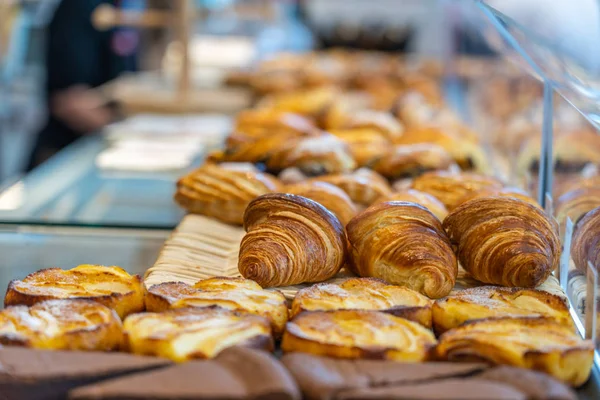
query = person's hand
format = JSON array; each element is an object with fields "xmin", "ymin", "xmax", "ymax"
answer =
[{"xmin": 51, "ymin": 85, "xmax": 112, "ymax": 134}]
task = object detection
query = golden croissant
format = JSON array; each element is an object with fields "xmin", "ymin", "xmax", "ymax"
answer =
[
  {"xmin": 571, "ymin": 206, "xmax": 600, "ymax": 274},
  {"xmin": 314, "ymin": 168, "xmax": 392, "ymax": 207},
  {"xmin": 238, "ymin": 193, "xmax": 347, "ymax": 287},
  {"xmin": 555, "ymin": 187, "xmax": 600, "ymax": 229},
  {"xmin": 285, "ymin": 181, "xmax": 358, "ymax": 226},
  {"xmin": 174, "ymin": 164, "xmax": 281, "ymax": 225},
  {"xmin": 347, "ymin": 201, "xmax": 457, "ymax": 299},
  {"xmin": 372, "ymin": 144, "xmax": 456, "ymax": 180},
  {"xmin": 375, "ymin": 189, "xmax": 448, "ymax": 221},
  {"xmin": 234, "ymin": 109, "xmax": 316, "ymax": 139},
  {"xmin": 329, "ymin": 127, "xmax": 391, "ymax": 168},
  {"xmin": 443, "ymin": 197, "xmax": 560, "ymax": 288},
  {"xmin": 457, "ymin": 186, "xmax": 539, "ymax": 209}
]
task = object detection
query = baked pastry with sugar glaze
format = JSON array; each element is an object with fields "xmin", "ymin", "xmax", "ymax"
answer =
[
  {"xmin": 314, "ymin": 168, "xmax": 392, "ymax": 207},
  {"xmin": 347, "ymin": 202, "xmax": 457, "ymax": 298},
  {"xmin": 443, "ymin": 197, "xmax": 560, "ymax": 288},
  {"xmin": 4, "ymin": 265, "xmax": 144, "ymax": 319},
  {"xmin": 372, "ymin": 144, "xmax": 456, "ymax": 180},
  {"xmin": 374, "ymin": 189, "xmax": 448, "ymax": 221},
  {"xmin": 282, "ymin": 310, "xmax": 436, "ymax": 361},
  {"xmin": 571, "ymin": 206, "xmax": 600, "ymax": 274},
  {"xmin": 285, "ymin": 181, "xmax": 357, "ymax": 226},
  {"xmin": 238, "ymin": 193, "xmax": 346, "ymax": 287}
]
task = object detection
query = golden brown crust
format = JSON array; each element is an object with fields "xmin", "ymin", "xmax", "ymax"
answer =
[
  {"xmin": 555, "ymin": 187, "xmax": 600, "ymax": 228},
  {"xmin": 555, "ymin": 175, "xmax": 600, "ymax": 198},
  {"xmin": 174, "ymin": 164, "xmax": 281, "ymax": 225},
  {"xmin": 374, "ymin": 189, "xmax": 448, "ymax": 221},
  {"xmin": 4, "ymin": 265, "xmax": 144, "ymax": 319},
  {"xmin": 344, "ymin": 110, "xmax": 404, "ymax": 142},
  {"xmin": 281, "ymin": 310, "xmax": 436, "ymax": 361},
  {"xmin": 443, "ymin": 197, "xmax": 560, "ymax": 288},
  {"xmin": 291, "ymin": 277, "xmax": 433, "ymax": 328},
  {"xmin": 145, "ymin": 277, "xmax": 288, "ymax": 336},
  {"xmin": 0, "ymin": 299, "xmax": 123, "ymax": 351},
  {"xmin": 411, "ymin": 171, "xmax": 504, "ymax": 211},
  {"xmin": 239, "ymin": 193, "xmax": 347, "ymax": 287},
  {"xmin": 346, "ymin": 202, "xmax": 457, "ymax": 299},
  {"xmin": 457, "ymin": 187, "xmax": 539, "ymax": 209},
  {"xmin": 329, "ymin": 128, "xmax": 391, "ymax": 167},
  {"xmin": 571, "ymin": 206, "xmax": 600, "ymax": 274},
  {"xmin": 285, "ymin": 181, "xmax": 358, "ymax": 226},
  {"xmin": 314, "ymin": 169, "xmax": 392, "ymax": 207},
  {"xmin": 258, "ymin": 86, "xmax": 340, "ymax": 117},
  {"xmin": 221, "ymin": 134, "xmax": 304, "ymax": 164},
  {"xmin": 436, "ymin": 316, "xmax": 594, "ymax": 387},
  {"xmin": 123, "ymin": 307, "xmax": 273, "ymax": 362},
  {"xmin": 234, "ymin": 109, "xmax": 316, "ymax": 139},
  {"xmin": 432, "ymin": 286, "xmax": 573, "ymax": 335},
  {"xmin": 373, "ymin": 144, "xmax": 456, "ymax": 180}
]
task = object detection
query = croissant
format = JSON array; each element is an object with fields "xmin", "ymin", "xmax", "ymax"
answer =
[
  {"xmin": 571, "ymin": 206, "xmax": 600, "ymax": 274},
  {"xmin": 346, "ymin": 201, "xmax": 457, "ymax": 298},
  {"xmin": 314, "ymin": 168, "xmax": 392, "ymax": 207},
  {"xmin": 443, "ymin": 197, "xmax": 560, "ymax": 288},
  {"xmin": 555, "ymin": 187, "xmax": 600, "ymax": 228},
  {"xmin": 285, "ymin": 181, "xmax": 358, "ymax": 226},
  {"xmin": 375, "ymin": 189, "xmax": 448, "ymax": 221},
  {"xmin": 174, "ymin": 164, "xmax": 281, "ymax": 225},
  {"xmin": 372, "ymin": 144, "xmax": 456, "ymax": 180},
  {"xmin": 345, "ymin": 110, "xmax": 404, "ymax": 142},
  {"xmin": 555, "ymin": 175, "xmax": 600, "ymax": 198},
  {"xmin": 221, "ymin": 134, "xmax": 301, "ymax": 164},
  {"xmin": 238, "ymin": 193, "xmax": 346, "ymax": 287},
  {"xmin": 234, "ymin": 109, "xmax": 316, "ymax": 139},
  {"xmin": 257, "ymin": 86, "xmax": 339, "ymax": 117},
  {"xmin": 329, "ymin": 128, "xmax": 391, "ymax": 167},
  {"xmin": 411, "ymin": 171, "xmax": 503, "ymax": 211},
  {"xmin": 457, "ymin": 186, "xmax": 539, "ymax": 209}
]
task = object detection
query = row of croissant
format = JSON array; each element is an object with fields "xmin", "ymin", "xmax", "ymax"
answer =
[{"xmin": 0, "ymin": 264, "xmax": 594, "ymax": 387}]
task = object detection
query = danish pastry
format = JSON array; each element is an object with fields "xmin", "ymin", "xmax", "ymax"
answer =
[
  {"xmin": 375, "ymin": 189, "xmax": 448, "ymax": 221},
  {"xmin": 314, "ymin": 168, "xmax": 392, "ymax": 207},
  {"xmin": 347, "ymin": 202, "xmax": 457, "ymax": 298},
  {"xmin": 571, "ymin": 206, "xmax": 600, "ymax": 274},
  {"xmin": 238, "ymin": 193, "xmax": 346, "ymax": 287},
  {"xmin": 443, "ymin": 197, "xmax": 560, "ymax": 288},
  {"xmin": 285, "ymin": 181, "xmax": 358, "ymax": 226},
  {"xmin": 372, "ymin": 144, "xmax": 456, "ymax": 180}
]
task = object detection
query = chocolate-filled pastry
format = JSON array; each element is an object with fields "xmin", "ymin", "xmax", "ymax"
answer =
[
  {"xmin": 443, "ymin": 197, "xmax": 559, "ymax": 288},
  {"xmin": 411, "ymin": 171, "xmax": 503, "ymax": 211},
  {"xmin": 234, "ymin": 109, "xmax": 316, "ymax": 139},
  {"xmin": 238, "ymin": 193, "xmax": 346, "ymax": 287},
  {"xmin": 291, "ymin": 277, "xmax": 433, "ymax": 328},
  {"xmin": 372, "ymin": 144, "xmax": 456, "ymax": 180},
  {"xmin": 346, "ymin": 202, "xmax": 457, "ymax": 298},
  {"xmin": 123, "ymin": 307, "xmax": 273, "ymax": 362},
  {"xmin": 145, "ymin": 277, "xmax": 288, "ymax": 335},
  {"xmin": 436, "ymin": 316, "xmax": 594, "ymax": 387},
  {"xmin": 555, "ymin": 187, "xmax": 600, "ymax": 228},
  {"xmin": 281, "ymin": 310, "xmax": 436, "ymax": 362},
  {"xmin": 432, "ymin": 286, "xmax": 573, "ymax": 335},
  {"xmin": 375, "ymin": 189, "xmax": 448, "ymax": 221},
  {"xmin": 457, "ymin": 186, "xmax": 539, "ymax": 209},
  {"xmin": 174, "ymin": 164, "xmax": 281, "ymax": 225},
  {"xmin": 329, "ymin": 128, "xmax": 391, "ymax": 168},
  {"xmin": 0, "ymin": 299, "xmax": 123, "ymax": 351},
  {"xmin": 571, "ymin": 206, "xmax": 600, "ymax": 274},
  {"xmin": 266, "ymin": 134, "xmax": 357, "ymax": 175},
  {"xmin": 314, "ymin": 168, "xmax": 392, "ymax": 207},
  {"xmin": 285, "ymin": 181, "xmax": 358, "ymax": 226},
  {"xmin": 5, "ymin": 265, "xmax": 144, "ymax": 319}
]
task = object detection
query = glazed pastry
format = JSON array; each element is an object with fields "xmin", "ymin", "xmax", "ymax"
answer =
[
  {"xmin": 314, "ymin": 168, "xmax": 392, "ymax": 207},
  {"xmin": 571, "ymin": 206, "xmax": 600, "ymax": 274},
  {"xmin": 266, "ymin": 134, "xmax": 356, "ymax": 175},
  {"xmin": 221, "ymin": 134, "xmax": 303, "ymax": 164},
  {"xmin": 345, "ymin": 110, "xmax": 404, "ymax": 142},
  {"xmin": 145, "ymin": 277, "xmax": 288, "ymax": 335},
  {"xmin": 258, "ymin": 86, "xmax": 339, "ymax": 117},
  {"xmin": 329, "ymin": 128, "xmax": 391, "ymax": 167},
  {"xmin": 456, "ymin": 186, "xmax": 539, "ymax": 209},
  {"xmin": 238, "ymin": 193, "xmax": 346, "ymax": 287},
  {"xmin": 285, "ymin": 181, "xmax": 358, "ymax": 226},
  {"xmin": 234, "ymin": 109, "xmax": 316, "ymax": 139},
  {"xmin": 555, "ymin": 187, "xmax": 600, "ymax": 228},
  {"xmin": 443, "ymin": 197, "xmax": 560, "ymax": 288},
  {"xmin": 432, "ymin": 286, "xmax": 573, "ymax": 334},
  {"xmin": 372, "ymin": 144, "xmax": 456, "ymax": 180},
  {"xmin": 436, "ymin": 316, "xmax": 594, "ymax": 387},
  {"xmin": 281, "ymin": 310, "xmax": 436, "ymax": 362},
  {"xmin": 278, "ymin": 167, "xmax": 309, "ymax": 185},
  {"xmin": 346, "ymin": 202, "xmax": 457, "ymax": 298},
  {"xmin": 174, "ymin": 164, "xmax": 281, "ymax": 225},
  {"xmin": 291, "ymin": 277, "xmax": 433, "ymax": 328},
  {"xmin": 4, "ymin": 265, "xmax": 144, "ymax": 319},
  {"xmin": 374, "ymin": 189, "xmax": 448, "ymax": 221},
  {"xmin": 411, "ymin": 171, "xmax": 503, "ymax": 211},
  {"xmin": 0, "ymin": 299, "xmax": 123, "ymax": 351},
  {"xmin": 123, "ymin": 307, "xmax": 273, "ymax": 362}
]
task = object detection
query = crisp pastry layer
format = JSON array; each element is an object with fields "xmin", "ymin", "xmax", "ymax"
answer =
[
  {"xmin": 123, "ymin": 307, "xmax": 273, "ymax": 362},
  {"xmin": 5, "ymin": 265, "xmax": 144, "ymax": 319},
  {"xmin": 291, "ymin": 277, "xmax": 433, "ymax": 328},
  {"xmin": 375, "ymin": 189, "xmax": 448, "ymax": 221},
  {"xmin": 0, "ymin": 299, "xmax": 123, "ymax": 351},
  {"xmin": 285, "ymin": 181, "xmax": 357, "ymax": 226},
  {"xmin": 432, "ymin": 286, "xmax": 573, "ymax": 334},
  {"xmin": 282, "ymin": 310, "xmax": 436, "ymax": 362},
  {"xmin": 347, "ymin": 201, "xmax": 457, "ymax": 299},
  {"xmin": 443, "ymin": 197, "xmax": 560, "ymax": 288},
  {"xmin": 314, "ymin": 168, "xmax": 392, "ymax": 207},
  {"xmin": 174, "ymin": 163, "xmax": 281, "ymax": 225},
  {"xmin": 457, "ymin": 187, "xmax": 539, "ymax": 209},
  {"xmin": 436, "ymin": 316, "xmax": 594, "ymax": 387},
  {"xmin": 372, "ymin": 144, "xmax": 455, "ymax": 180},
  {"xmin": 239, "ymin": 193, "xmax": 346, "ymax": 287},
  {"xmin": 145, "ymin": 277, "xmax": 288, "ymax": 335},
  {"xmin": 571, "ymin": 206, "xmax": 600, "ymax": 274},
  {"xmin": 330, "ymin": 127, "xmax": 391, "ymax": 168},
  {"xmin": 234, "ymin": 109, "xmax": 316, "ymax": 139},
  {"xmin": 555, "ymin": 187, "xmax": 600, "ymax": 228}
]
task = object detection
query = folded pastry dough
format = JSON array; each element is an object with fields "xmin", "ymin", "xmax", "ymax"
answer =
[
  {"xmin": 285, "ymin": 181, "xmax": 358, "ymax": 226},
  {"xmin": 375, "ymin": 189, "xmax": 448, "ymax": 221}
]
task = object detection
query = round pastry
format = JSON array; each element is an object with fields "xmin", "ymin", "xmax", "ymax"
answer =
[
  {"xmin": 374, "ymin": 189, "xmax": 448, "ymax": 221},
  {"xmin": 346, "ymin": 201, "xmax": 457, "ymax": 299},
  {"xmin": 443, "ymin": 197, "xmax": 560, "ymax": 288},
  {"xmin": 285, "ymin": 181, "xmax": 358, "ymax": 226},
  {"xmin": 314, "ymin": 168, "xmax": 392, "ymax": 207},
  {"xmin": 372, "ymin": 144, "xmax": 456, "ymax": 180},
  {"xmin": 571, "ymin": 206, "xmax": 600, "ymax": 274},
  {"xmin": 238, "ymin": 193, "xmax": 346, "ymax": 287}
]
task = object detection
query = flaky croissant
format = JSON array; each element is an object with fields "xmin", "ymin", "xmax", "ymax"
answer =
[
  {"xmin": 571, "ymin": 206, "xmax": 600, "ymax": 274},
  {"xmin": 555, "ymin": 187, "xmax": 600, "ymax": 228},
  {"xmin": 375, "ymin": 189, "xmax": 448, "ymax": 221},
  {"xmin": 285, "ymin": 181, "xmax": 358, "ymax": 226},
  {"xmin": 221, "ymin": 134, "xmax": 301, "ymax": 164},
  {"xmin": 372, "ymin": 144, "xmax": 456, "ymax": 180},
  {"xmin": 234, "ymin": 109, "xmax": 316, "ymax": 139},
  {"xmin": 329, "ymin": 128, "xmax": 391, "ymax": 168},
  {"xmin": 239, "ymin": 193, "xmax": 347, "ymax": 287},
  {"xmin": 457, "ymin": 186, "xmax": 539, "ymax": 209},
  {"xmin": 346, "ymin": 201, "xmax": 457, "ymax": 298},
  {"xmin": 314, "ymin": 168, "xmax": 392, "ymax": 207},
  {"xmin": 443, "ymin": 197, "xmax": 560, "ymax": 288},
  {"xmin": 175, "ymin": 164, "xmax": 281, "ymax": 225}
]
